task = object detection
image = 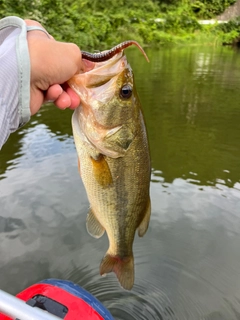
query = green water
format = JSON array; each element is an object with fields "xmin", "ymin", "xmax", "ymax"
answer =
[{"xmin": 0, "ymin": 46, "xmax": 240, "ymax": 319}]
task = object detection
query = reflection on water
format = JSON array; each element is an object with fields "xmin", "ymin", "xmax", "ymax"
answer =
[{"xmin": 0, "ymin": 46, "xmax": 240, "ymax": 319}]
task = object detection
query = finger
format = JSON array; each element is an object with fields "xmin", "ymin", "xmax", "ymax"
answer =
[
  {"xmin": 65, "ymin": 86, "xmax": 80, "ymax": 109},
  {"xmin": 44, "ymin": 84, "xmax": 63, "ymax": 102},
  {"xmin": 54, "ymin": 91, "xmax": 71, "ymax": 109},
  {"xmin": 30, "ymin": 86, "xmax": 44, "ymax": 115}
]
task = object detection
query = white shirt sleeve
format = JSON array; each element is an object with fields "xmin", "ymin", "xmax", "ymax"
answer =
[{"xmin": 0, "ymin": 16, "xmax": 31, "ymax": 149}]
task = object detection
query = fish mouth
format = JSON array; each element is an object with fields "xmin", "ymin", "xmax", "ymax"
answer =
[
  {"xmin": 70, "ymin": 51, "xmax": 133, "ymax": 158},
  {"xmin": 68, "ymin": 52, "xmax": 128, "ymax": 104}
]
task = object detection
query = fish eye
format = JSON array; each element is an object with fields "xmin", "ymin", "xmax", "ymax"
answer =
[{"xmin": 120, "ymin": 84, "xmax": 132, "ymax": 99}]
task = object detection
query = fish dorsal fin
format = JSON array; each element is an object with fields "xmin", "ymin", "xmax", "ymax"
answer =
[
  {"xmin": 138, "ymin": 197, "xmax": 151, "ymax": 237},
  {"xmin": 86, "ymin": 208, "xmax": 105, "ymax": 238}
]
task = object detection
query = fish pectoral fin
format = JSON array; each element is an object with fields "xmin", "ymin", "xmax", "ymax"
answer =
[
  {"xmin": 90, "ymin": 154, "xmax": 113, "ymax": 187},
  {"xmin": 86, "ymin": 208, "xmax": 105, "ymax": 238},
  {"xmin": 138, "ymin": 197, "xmax": 151, "ymax": 237},
  {"xmin": 100, "ymin": 253, "xmax": 134, "ymax": 290}
]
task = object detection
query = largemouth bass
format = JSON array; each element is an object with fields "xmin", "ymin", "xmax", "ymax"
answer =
[{"xmin": 68, "ymin": 41, "xmax": 151, "ymax": 290}]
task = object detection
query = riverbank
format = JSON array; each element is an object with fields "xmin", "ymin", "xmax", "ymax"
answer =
[{"xmin": 1, "ymin": 0, "xmax": 240, "ymax": 48}]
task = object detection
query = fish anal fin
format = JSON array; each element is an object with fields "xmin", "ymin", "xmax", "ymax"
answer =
[
  {"xmin": 138, "ymin": 197, "xmax": 151, "ymax": 237},
  {"xmin": 100, "ymin": 253, "xmax": 134, "ymax": 290},
  {"xmin": 90, "ymin": 154, "xmax": 113, "ymax": 187},
  {"xmin": 86, "ymin": 208, "xmax": 105, "ymax": 239}
]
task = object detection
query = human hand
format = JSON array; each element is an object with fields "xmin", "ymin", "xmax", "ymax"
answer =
[{"xmin": 25, "ymin": 20, "xmax": 94, "ymax": 115}]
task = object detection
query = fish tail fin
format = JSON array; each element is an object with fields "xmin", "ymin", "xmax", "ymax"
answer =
[{"xmin": 100, "ymin": 252, "xmax": 134, "ymax": 290}]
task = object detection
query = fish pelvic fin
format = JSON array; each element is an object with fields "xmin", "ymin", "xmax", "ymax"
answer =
[
  {"xmin": 100, "ymin": 253, "xmax": 134, "ymax": 290},
  {"xmin": 86, "ymin": 208, "xmax": 105, "ymax": 238},
  {"xmin": 138, "ymin": 197, "xmax": 151, "ymax": 237},
  {"xmin": 90, "ymin": 154, "xmax": 113, "ymax": 187}
]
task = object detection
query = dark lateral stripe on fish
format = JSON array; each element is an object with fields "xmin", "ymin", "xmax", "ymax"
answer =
[{"xmin": 82, "ymin": 40, "xmax": 149, "ymax": 63}]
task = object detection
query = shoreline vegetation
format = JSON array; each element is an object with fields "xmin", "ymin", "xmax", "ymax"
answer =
[{"xmin": 1, "ymin": 0, "xmax": 240, "ymax": 49}]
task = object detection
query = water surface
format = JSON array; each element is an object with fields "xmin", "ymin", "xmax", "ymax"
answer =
[{"xmin": 0, "ymin": 46, "xmax": 240, "ymax": 319}]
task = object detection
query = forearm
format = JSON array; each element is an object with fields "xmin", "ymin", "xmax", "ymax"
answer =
[{"xmin": 0, "ymin": 16, "xmax": 31, "ymax": 149}]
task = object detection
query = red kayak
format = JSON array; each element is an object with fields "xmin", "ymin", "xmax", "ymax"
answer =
[{"xmin": 0, "ymin": 279, "xmax": 113, "ymax": 320}]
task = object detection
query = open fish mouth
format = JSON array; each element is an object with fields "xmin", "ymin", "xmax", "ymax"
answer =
[
  {"xmin": 68, "ymin": 52, "xmax": 127, "ymax": 105},
  {"xmin": 68, "ymin": 40, "xmax": 149, "ymax": 104}
]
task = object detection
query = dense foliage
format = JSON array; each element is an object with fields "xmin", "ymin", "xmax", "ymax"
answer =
[
  {"xmin": 191, "ymin": 0, "xmax": 236, "ymax": 18},
  {"xmin": 214, "ymin": 16, "xmax": 240, "ymax": 44},
  {"xmin": 0, "ymin": 0, "xmax": 239, "ymax": 48}
]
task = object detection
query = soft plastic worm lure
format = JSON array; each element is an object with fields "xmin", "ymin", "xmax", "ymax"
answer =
[{"xmin": 81, "ymin": 40, "xmax": 149, "ymax": 62}]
